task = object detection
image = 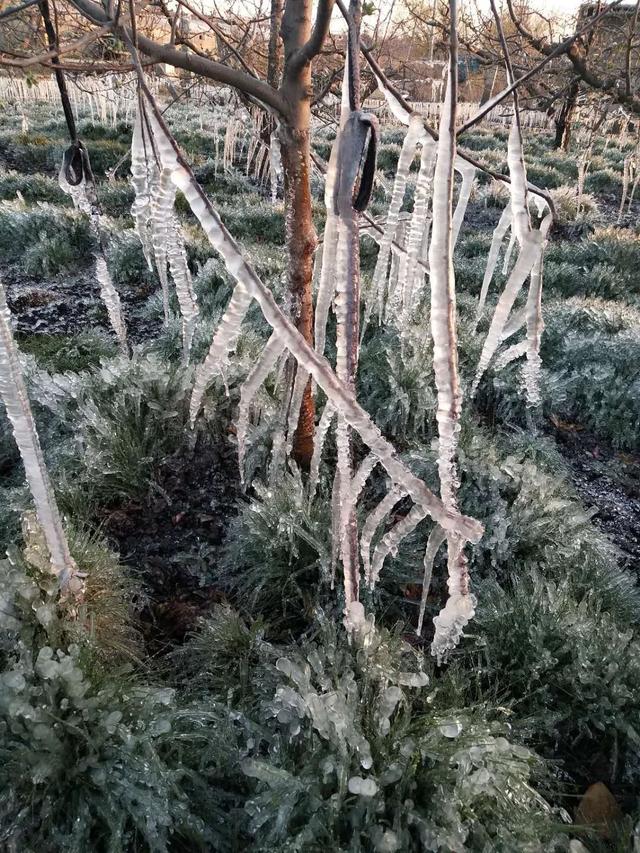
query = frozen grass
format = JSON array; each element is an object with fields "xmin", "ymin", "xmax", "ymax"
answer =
[{"xmin": 0, "ymin": 99, "xmax": 639, "ymax": 851}]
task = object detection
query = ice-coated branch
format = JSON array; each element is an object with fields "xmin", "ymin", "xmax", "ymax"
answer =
[
  {"xmin": 370, "ymin": 114, "xmax": 423, "ymax": 322},
  {"xmin": 416, "ymin": 525, "xmax": 447, "ymax": 636},
  {"xmin": 136, "ymin": 91, "xmax": 483, "ymax": 549},
  {"xmin": 360, "ymin": 487, "xmax": 403, "ymax": 587},
  {"xmin": 451, "ymin": 160, "xmax": 477, "ymax": 248},
  {"xmin": 427, "ymin": 0, "xmax": 477, "ymax": 662},
  {"xmin": 475, "ymin": 203, "xmax": 512, "ymax": 328},
  {"xmin": 237, "ymin": 331, "xmax": 286, "ymax": 484},
  {"xmin": 0, "ymin": 278, "xmax": 80, "ymax": 594}
]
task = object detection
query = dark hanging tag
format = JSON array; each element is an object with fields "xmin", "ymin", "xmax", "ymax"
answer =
[
  {"xmin": 353, "ymin": 113, "xmax": 378, "ymax": 213},
  {"xmin": 63, "ymin": 141, "xmax": 84, "ymax": 186},
  {"xmin": 333, "ymin": 111, "xmax": 379, "ymax": 216}
]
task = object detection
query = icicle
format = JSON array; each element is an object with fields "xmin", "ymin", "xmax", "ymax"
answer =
[
  {"xmin": 0, "ymin": 279, "xmax": 80, "ymax": 594},
  {"xmin": 428, "ymin": 56, "xmax": 475, "ymax": 661},
  {"xmin": 472, "ymin": 118, "xmax": 545, "ymax": 396},
  {"xmin": 130, "ymin": 105, "xmax": 154, "ymax": 270},
  {"xmin": 618, "ymin": 155, "xmax": 632, "ymax": 223},
  {"xmin": 371, "ymin": 115, "xmax": 423, "ymax": 322},
  {"xmin": 151, "ymin": 167, "xmax": 176, "ymax": 326},
  {"xmin": 59, "ymin": 148, "xmax": 128, "ymax": 355},
  {"xmin": 95, "ymin": 258, "xmax": 128, "ymax": 356},
  {"xmin": 522, "ymin": 212, "xmax": 552, "ymax": 405},
  {"xmin": 416, "ymin": 525, "xmax": 447, "ymax": 636},
  {"xmin": 285, "ymin": 366, "xmax": 310, "ymax": 455},
  {"xmin": 472, "ymin": 233, "xmax": 543, "ymax": 394},
  {"xmin": 451, "ymin": 161, "xmax": 477, "ymax": 247},
  {"xmin": 190, "ymin": 284, "xmax": 253, "ymax": 423},
  {"xmin": 494, "ymin": 339, "xmax": 528, "ymax": 371},
  {"xmin": 432, "ymin": 539, "xmax": 475, "ymax": 663},
  {"xmin": 351, "ymin": 452, "xmax": 379, "ymax": 505},
  {"xmin": 501, "ymin": 305, "xmax": 526, "ymax": 341},
  {"xmin": 399, "ymin": 134, "xmax": 436, "ymax": 323},
  {"xmin": 269, "ymin": 132, "xmax": 282, "ymax": 204},
  {"xmin": 475, "ymin": 203, "xmax": 512, "ymax": 328},
  {"xmin": 501, "ymin": 231, "xmax": 516, "ymax": 275},
  {"xmin": 369, "ymin": 503, "xmax": 427, "ymax": 588},
  {"xmin": 308, "ymin": 402, "xmax": 335, "ymax": 504},
  {"xmin": 167, "ymin": 215, "xmax": 199, "ymax": 363},
  {"xmin": 237, "ymin": 331, "xmax": 286, "ymax": 484},
  {"xmin": 361, "ymin": 488, "xmax": 404, "ymax": 588}
]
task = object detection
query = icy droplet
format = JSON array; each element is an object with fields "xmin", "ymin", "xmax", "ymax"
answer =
[{"xmin": 348, "ymin": 776, "xmax": 378, "ymax": 797}]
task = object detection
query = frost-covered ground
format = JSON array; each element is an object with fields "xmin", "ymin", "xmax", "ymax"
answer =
[{"xmin": 1, "ymin": 92, "xmax": 640, "ymax": 851}]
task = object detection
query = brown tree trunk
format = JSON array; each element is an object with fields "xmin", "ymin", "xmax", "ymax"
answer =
[
  {"xmin": 280, "ymin": 129, "xmax": 316, "ymax": 467},
  {"xmin": 279, "ymin": 0, "xmax": 318, "ymax": 469},
  {"xmin": 554, "ymin": 79, "xmax": 580, "ymax": 150}
]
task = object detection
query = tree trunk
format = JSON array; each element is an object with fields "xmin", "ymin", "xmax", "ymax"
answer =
[
  {"xmin": 280, "ymin": 128, "xmax": 316, "ymax": 467},
  {"xmin": 554, "ymin": 79, "xmax": 580, "ymax": 150},
  {"xmin": 279, "ymin": 0, "xmax": 318, "ymax": 469}
]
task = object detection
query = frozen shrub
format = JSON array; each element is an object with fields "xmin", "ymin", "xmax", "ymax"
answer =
[
  {"xmin": 474, "ymin": 570, "xmax": 640, "ymax": 785},
  {"xmin": 585, "ymin": 168, "xmax": 622, "ymax": 194},
  {"xmin": 74, "ymin": 356, "xmax": 195, "ymax": 502},
  {"xmin": 240, "ymin": 615, "xmax": 568, "ymax": 851},
  {"xmin": 16, "ymin": 332, "xmax": 117, "ymax": 374},
  {"xmin": 107, "ymin": 230, "xmax": 158, "ymax": 288},
  {"xmin": 221, "ymin": 469, "xmax": 332, "ymax": 632},
  {"xmin": 0, "ymin": 203, "xmax": 95, "ymax": 274},
  {"xmin": 358, "ymin": 327, "xmax": 437, "ymax": 445},
  {"xmin": 0, "ymin": 170, "xmax": 68, "ymax": 205},
  {"xmin": 96, "ymin": 181, "xmax": 135, "ymax": 218},
  {"xmin": 550, "ymin": 185, "xmax": 600, "ymax": 226}
]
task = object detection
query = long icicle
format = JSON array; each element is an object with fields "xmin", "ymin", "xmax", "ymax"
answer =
[
  {"xmin": 474, "ymin": 202, "xmax": 512, "ymax": 328},
  {"xmin": 59, "ymin": 147, "xmax": 128, "ymax": 355},
  {"xmin": 361, "ymin": 488, "xmax": 404, "ymax": 588},
  {"xmin": 399, "ymin": 133, "xmax": 436, "ymax": 326},
  {"xmin": 308, "ymin": 402, "xmax": 335, "ymax": 504},
  {"xmin": 0, "ymin": 278, "xmax": 80, "ymax": 594},
  {"xmin": 237, "ymin": 331, "xmax": 286, "ymax": 484},
  {"xmin": 451, "ymin": 160, "xmax": 477, "ymax": 247},
  {"xmin": 428, "ymin": 2, "xmax": 476, "ymax": 661},
  {"xmin": 166, "ymin": 214, "xmax": 199, "ymax": 363},
  {"xmin": 371, "ymin": 114, "xmax": 423, "ymax": 322},
  {"xmin": 416, "ymin": 525, "xmax": 447, "ymax": 636},
  {"xmin": 369, "ymin": 503, "xmax": 427, "ymax": 588}
]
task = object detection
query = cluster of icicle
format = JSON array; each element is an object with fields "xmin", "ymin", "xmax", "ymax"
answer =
[
  {"xmin": 130, "ymin": 86, "xmax": 483, "ymax": 650},
  {"xmin": 129, "ymin": 100, "xmax": 199, "ymax": 363},
  {"xmin": 367, "ymin": 69, "xmax": 552, "ymax": 411},
  {"xmin": 58, "ymin": 148, "xmax": 128, "ymax": 357},
  {"xmin": 310, "ymin": 61, "xmax": 552, "ymax": 655},
  {"xmin": 0, "ymin": 277, "xmax": 82, "ymax": 597}
]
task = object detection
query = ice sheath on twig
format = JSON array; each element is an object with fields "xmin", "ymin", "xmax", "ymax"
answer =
[
  {"xmin": 0, "ymin": 278, "xmax": 80, "ymax": 594},
  {"xmin": 130, "ymin": 98, "xmax": 200, "ymax": 362},
  {"xmin": 59, "ymin": 143, "xmax": 128, "ymax": 356},
  {"xmin": 130, "ymin": 74, "xmax": 482, "ymax": 636},
  {"xmin": 426, "ymin": 5, "xmax": 476, "ymax": 661}
]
